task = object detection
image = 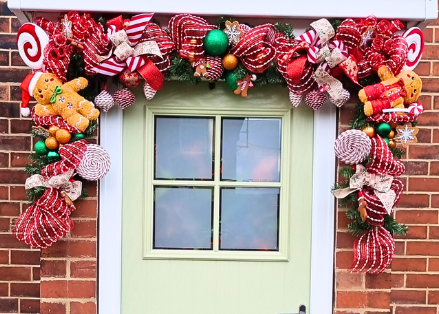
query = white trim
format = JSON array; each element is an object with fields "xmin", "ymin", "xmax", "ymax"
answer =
[
  {"xmin": 310, "ymin": 104, "xmax": 337, "ymax": 314},
  {"xmin": 98, "ymin": 83, "xmax": 123, "ymax": 314}
]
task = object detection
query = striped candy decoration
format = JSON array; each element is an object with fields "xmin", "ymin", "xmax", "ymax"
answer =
[
  {"xmin": 77, "ymin": 144, "xmax": 111, "ymax": 181},
  {"xmin": 31, "ymin": 108, "xmax": 81, "ymax": 133},
  {"xmin": 41, "ymin": 140, "xmax": 88, "ymax": 177},
  {"xmin": 334, "ymin": 130, "xmax": 371, "ymax": 165},
  {"xmin": 402, "ymin": 27, "xmax": 424, "ymax": 71},
  {"xmin": 125, "ymin": 13, "xmax": 154, "ymax": 43}
]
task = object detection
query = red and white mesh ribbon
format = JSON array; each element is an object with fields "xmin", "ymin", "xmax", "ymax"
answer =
[
  {"xmin": 31, "ymin": 108, "xmax": 81, "ymax": 133},
  {"xmin": 367, "ymin": 136, "xmax": 405, "ymax": 177},
  {"xmin": 334, "ymin": 130, "xmax": 372, "ymax": 165},
  {"xmin": 350, "ymin": 226, "xmax": 395, "ymax": 274},
  {"xmin": 41, "ymin": 140, "xmax": 88, "ymax": 177}
]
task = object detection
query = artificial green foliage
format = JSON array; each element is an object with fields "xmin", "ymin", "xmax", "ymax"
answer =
[
  {"xmin": 217, "ymin": 17, "xmax": 237, "ymax": 30},
  {"xmin": 391, "ymin": 148, "xmax": 405, "ymax": 159},
  {"xmin": 232, "ymin": 63, "xmax": 248, "ymax": 81},
  {"xmin": 25, "ymin": 153, "xmax": 50, "ymax": 176},
  {"xmin": 253, "ymin": 63, "xmax": 286, "ymax": 86},
  {"xmin": 274, "ymin": 23, "xmax": 294, "ymax": 39},
  {"xmin": 384, "ymin": 214, "xmax": 408, "ymax": 235},
  {"xmin": 85, "ymin": 120, "xmax": 98, "ymax": 138},
  {"xmin": 349, "ymin": 103, "xmax": 373, "ymax": 130},
  {"xmin": 167, "ymin": 52, "xmax": 199, "ymax": 84},
  {"xmin": 26, "ymin": 186, "xmax": 48, "ymax": 203},
  {"xmin": 66, "ymin": 53, "xmax": 106, "ymax": 101},
  {"xmin": 330, "ymin": 19, "xmax": 343, "ymax": 32},
  {"xmin": 358, "ymin": 73, "xmax": 380, "ymax": 87}
]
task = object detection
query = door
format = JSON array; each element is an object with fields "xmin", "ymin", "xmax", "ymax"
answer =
[{"xmin": 121, "ymin": 81, "xmax": 314, "ymax": 314}]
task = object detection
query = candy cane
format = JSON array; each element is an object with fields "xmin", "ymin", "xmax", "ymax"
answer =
[
  {"xmin": 17, "ymin": 23, "xmax": 49, "ymax": 70},
  {"xmin": 402, "ymin": 27, "xmax": 424, "ymax": 71}
]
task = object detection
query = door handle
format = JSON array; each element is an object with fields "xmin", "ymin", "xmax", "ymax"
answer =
[{"xmin": 278, "ymin": 304, "xmax": 306, "ymax": 314}]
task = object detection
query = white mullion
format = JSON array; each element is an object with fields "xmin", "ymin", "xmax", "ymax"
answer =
[{"xmin": 213, "ymin": 115, "xmax": 221, "ymax": 252}]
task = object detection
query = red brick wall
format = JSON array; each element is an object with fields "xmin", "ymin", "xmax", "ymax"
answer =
[
  {"xmin": 0, "ymin": 2, "xmax": 98, "ymax": 313},
  {"xmin": 1, "ymin": 2, "xmax": 438, "ymax": 314},
  {"xmin": 334, "ymin": 14, "xmax": 439, "ymax": 314}
]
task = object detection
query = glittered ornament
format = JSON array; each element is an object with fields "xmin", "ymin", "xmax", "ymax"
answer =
[
  {"xmin": 376, "ymin": 123, "xmax": 392, "ymax": 137},
  {"xmin": 55, "ymin": 129, "xmax": 71, "ymax": 144},
  {"xmin": 47, "ymin": 151, "xmax": 60, "ymax": 161},
  {"xmin": 389, "ymin": 139, "xmax": 397, "ymax": 149},
  {"xmin": 73, "ymin": 133, "xmax": 85, "ymax": 141},
  {"xmin": 384, "ymin": 138, "xmax": 390, "ymax": 145},
  {"xmin": 143, "ymin": 82, "xmax": 157, "ymax": 100},
  {"xmin": 34, "ymin": 140, "xmax": 48, "ymax": 155},
  {"xmin": 94, "ymin": 90, "xmax": 115, "ymax": 113},
  {"xmin": 304, "ymin": 90, "xmax": 328, "ymax": 110},
  {"xmin": 225, "ymin": 71, "xmax": 238, "ymax": 90},
  {"xmin": 362, "ymin": 126, "xmax": 375, "ymax": 138},
  {"xmin": 45, "ymin": 137, "xmax": 59, "ymax": 150},
  {"xmin": 113, "ymin": 88, "xmax": 136, "ymax": 110},
  {"xmin": 48, "ymin": 125, "xmax": 60, "ymax": 136},
  {"xmin": 204, "ymin": 29, "xmax": 229, "ymax": 56},
  {"xmin": 388, "ymin": 130, "xmax": 395, "ymax": 139},
  {"xmin": 222, "ymin": 54, "xmax": 238, "ymax": 70},
  {"xmin": 119, "ymin": 68, "xmax": 141, "ymax": 88}
]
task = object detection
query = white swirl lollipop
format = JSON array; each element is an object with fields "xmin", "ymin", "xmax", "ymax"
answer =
[
  {"xmin": 77, "ymin": 144, "xmax": 111, "ymax": 181},
  {"xmin": 17, "ymin": 23, "xmax": 49, "ymax": 70},
  {"xmin": 334, "ymin": 130, "xmax": 371, "ymax": 165},
  {"xmin": 402, "ymin": 27, "xmax": 424, "ymax": 71}
]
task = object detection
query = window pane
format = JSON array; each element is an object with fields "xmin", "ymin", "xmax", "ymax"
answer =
[
  {"xmin": 154, "ymin": 187, "xmax": 213, "ymax": 250},
  {"xmin": 155, "ymin": 117, "xmax": 214, "ymax": 180},
  {"xmin": 221, "ymin": 118, "xmax": 281, "ymax": 182},
  {"xmin": 219, "ymin": 188, "xmax": 279, "ymax": 251}
]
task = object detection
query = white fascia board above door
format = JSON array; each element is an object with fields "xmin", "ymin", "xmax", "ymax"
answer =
[{"xmin": 7, "ymin": 0, "xmax": 438, "ymax": 27}]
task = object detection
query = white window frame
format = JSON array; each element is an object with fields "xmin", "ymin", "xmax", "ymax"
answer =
[{"xmin": 99, "ymin": 93, "xmax": 337, "ymax": 314}]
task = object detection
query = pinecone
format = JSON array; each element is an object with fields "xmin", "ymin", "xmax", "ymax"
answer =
[
  {"xmin": 113, "ymin": 88, "xmax": 136, "ymax": 110},
  {"xmin": 94, "ymin": 90, "xmax": 114, "ymax": 112},
  {"xmin": 305, "ymin": 90, "xmax": 328, "ymax": 110},
  {"xmin": 143, "ymin": 82, "xmax": 157, "ymax": 100},
  {"xmin": 288, "ymin": 91, "xmax": 303, "ymax": 107}
]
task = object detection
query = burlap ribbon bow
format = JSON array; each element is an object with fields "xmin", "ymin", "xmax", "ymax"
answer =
[{"xmin": 333, "ymin": 164, "xmax": 396, "ymax": 214}]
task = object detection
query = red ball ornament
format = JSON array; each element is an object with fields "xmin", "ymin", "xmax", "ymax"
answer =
[{"xmin": 119, "ymin": 69, "xmax": 141, "ymax": 88}]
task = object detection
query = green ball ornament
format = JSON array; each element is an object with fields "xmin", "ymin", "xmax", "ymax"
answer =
[
  {"xmin": 384, "ymin": 138, "xmax": 390, "ymax": 146},
  {"xmin": 47, "ymin": 151, "xmax": 60, "ymax": 161},
  {"xmin": 34, "ymin": 141, "xmax": 48, "ymax": 155},
  {"xmin": 225, "ymin": 71, "xmax": 238, "ymax": 90},
  {"xmin": 204, "ymin": 30, "xmax": 229, "ymax": 56},
  {"xmin": 376, "ymin": 123, "xmax": 392, "ymax": 137},
  {"xmin": 73, "ymin": 133, "xmax": 85, "ymax": 141}
]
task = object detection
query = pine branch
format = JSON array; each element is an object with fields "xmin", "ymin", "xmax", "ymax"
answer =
[
  {"xmin": 330, "ymin": 20, "xmax": 343, "ymax": 32},
  {"xmin": 339, "ymin": 166, "xmax": 355, "ymax": 179},
  {"xmin": 253, "ymin": 63, "xmax": 285, "ymax": 86},
  {"xmin": 167, "ymin": 53, "xmax": 199, "ymax": 84},
  {"xmin": 274, "ymin": 23, "xmax": 295, "ymax": 39},
  {"xmin": 384, "ymin": 214, "xmax": 408, "ymax": 235},
  {"xmin": 349, "ymin": 103, "xmax": 373, "ymax": 130},
  {"xmin": 85, "ymin": 120, "xmax": 98, "ymax": 138},
  {"xmin": 391, "ymin": 148, "xmax": 405, "ymax": 159},
  {"xmin": 26, "ymin": 186, "xmax": 47, "ymax": 203}
]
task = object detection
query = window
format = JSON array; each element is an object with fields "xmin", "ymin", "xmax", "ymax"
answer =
[{"xmin": 144, "ymin": 107, "xmax": 292, "ymax": 261}]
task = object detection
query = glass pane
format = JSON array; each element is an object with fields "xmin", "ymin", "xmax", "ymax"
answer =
[
  {"xmin": 219, "ymin": 188, "xmax": 279, "ymax": 251},
  {"xmin": 154, "ymin": 187, "xmax": 213, "ymax": 250},
  {"xmin": 155, "ymin": 117, "xmax": 214, "ymax": 180},
  {"xmin": 221, "ymin": 118, "xmax": 281, "ymax": 182}
]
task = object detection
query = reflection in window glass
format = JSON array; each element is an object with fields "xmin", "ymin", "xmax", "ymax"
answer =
[
  {"xmin": 220, "ymin": 188, "xmax": 280, "ymax": 251},
  {"xmin": 154, "ymin": 187, "xmax": 213, "ymax": 250},
  {"xmin": 155, "ymin": 117, "xmax": 214, "ymax": 180},
  {"xmin": 221, "ymin": 118, "xmax": 281, "ymax": 182}
]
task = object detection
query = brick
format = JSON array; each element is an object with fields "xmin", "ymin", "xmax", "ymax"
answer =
[
  {"xmin": 72, "ymin": 199, "xmax": 98, "ymax": 218},
  {"xmin": 394, "ymin": 225, "xmax": 427, "ymax": 239},
  {"xmin": 0, "ymin": 50, "xmax": 9, "ymax": 66},
  {"xmin": 19, "ymin": 299, "xmax": 40, "ymax": 313},
  {"xmin": 0, "ymin": 217, "xmax": 10, "ymax": 232},
  {"xmin": 423, "ymin": 28, "xmax": 434, "ymax": 43},
  {"xmin": 434, "ymin": 62, "xmax": 439, "ymax": 76},
  {"xmin": 416, "ymin": 128, "xmax": 431, "ymax": 143},
  {"xmin": 10, "ymin": 250, "xmax": 40, "ymax": 265},
  {"xmin": 0, "ymin": 266, "xmax": 31, "ymax": 281},
  {"xmin": 367, "ymin": 291, "xmax": 390, "ymax": 308},
  {"xmin": 0, "ymin": 152, "xmax": 9, "ymax": 167},
  {"xmin": 10, "ymin": 119, "xmax": 32, "ymax": 133},
  {"xmin": 68, "ymin": 280, "xmax": 96, "ymax": 298},
  {"xmin": 10, "ymin": 282, "xmax": 39, "ymax": 297},
  {"xmin": 337, "ymin": 211, "xmax": 350, "ymax": 229},
  {"xmin": 391, "ymin": 289, "xmax": 426, "ymax": 304},
  {"xmin": 0, "ymin": 282, "xmax": 8, "ymax": 296},
  {"xmin": 422, "ymin": 77, "xmax": 439, "ymax": 93},
  {"xmin": 391, "ymin": 274, "xmax": 404, "ymax": 288},
  {"xmin": 11, "ymin": 18, "xmax": 20, "ymax": 33},
  {"xmin": 430, "ymin": 161, "xmax": 439, "ymax": 175},
  {"xmin": 429, "ymin": 258, "xmax": 439, "ymax": 271},
  {"xmin": 423, "ymin": 44, "xmax": 439, "ymax": 60},
  {"xmin": 365, "ymin": 272, "xmax": 391, "ymax": 289},
  {"xmin": 70, "ymin": 220, "xmax": 97, "ymax": 238},
  {"xmin": 10, "ymin": 152, "xmax": 30, "ymax": 167},
  {"xmin": 396, "ymin": 210, "xmax": 438, "ymax": 224},
  {"xmin": 432, "ymin": 195, "xmax": 439, "ymax": 208},
  {"xmin": 429, "ymin": 226, "xmax": 439, "ymax": 239},
  {"xmin": 337, "ymin": 231, "xmax": 356, "ymax": 249},
  {"xmin": 336, "ymin": 251, "xmax": 354, "ymax": 269},
  {"xmin": 394, "ymin": 241, "xmax": 405, "ymax": 255},
  {"xmin": 339, "ymin": 103, "xmax": 356, "ymax": 126},
  {"xmin": 0, "ymin": 135, "xmax": 31, "ymax": 151},
  {"xmin": 40, "ymin": 280, "xmax": 67, "ymax": 298},
  {"xmin": 409, "ymin": 178, "xmax": 439, "ymax": 192},
  {"xmin": 0, "ymin": 202, "xmax": 19, "ymax": 216},
  {"xmin": 402, "ymin": 161, "xmax": 428, "ymax": 175},
  {"xmin": 10, "ymin": 51, "xmax": 26, "ymax": 67},
  {"xmin": 32, "ymin": 266, "xmax": 40, "ymax": 281},
  {"xmin": 71, "ymin": 302, "xmax": 96, "ymax": 314},
  {"xmin": 10, "ymin": 185, "xmax": 27, "ymax": 200},
  {"xmin": 0, "ymin": 67, "xmax": 31, "ymax": 83},
  {"xmin": 41, "ymin": 240, "xmax": 96, "ymax": 258},
  {"xmin": 0, "ymin": 249, "xmax": 9, "ymax": 263},
  {"xmin": 395, "ymin": 306, "xmax": 437, "ymax": 314},
  {"xmin": 0, "ymin": 118, "xmax": 8, "ymax": 133},
  {"xmin": 0, "ymin": 234, "xmax": 30, "ymax": 248},
  {"xmin": 0, "ymin": 185, "xmax": 8, "ymax": 199},
  {"xmin": 0, "ymin": 2, "xmax": 14, "ymax": 16},
  {"xmin": 418, "ymin": 112, "xmax": 439, "ymax": 126},
  {"xmin": 40, "ymin": 302, "xmax": 66, "ymax": 314},
  {"xmin": 0, "ymin": 170, "xmax": 29, "ymax": 184},
  {"xmin": 336, "ymin": 291, "xmax": 367, "ymax": 308},
  {"xmin": 406, "ymin": 274, "xmax": 439, "ymax": 288},
  {"xmin": 428, "ymin": 290, "xmax": 439, "ymax": 304},
  {"xmin": 82, "ymin": 180, "xmax": 97, "ymax": 197},
  {"xmin": 407, "ymin": 241, "xmax": 439, "ymax": 256},
  {"xmin": 414, "ymin": 61, "xmax": 431, "ymax": 75},
  {"xmin": 10, "ymin": 86, "xmax": 22, "ymax": 101},
  {"xmin": 391, "ymin": 257, "xmax": 427, "ymax": 272},
  {"xmin": 40, "ymin": 280, "xmax": 96, "ymax": 299},
  {"xmin": 70, "ymin": 260, "xmax": 96, "ymax": 278},
  {"xmin": 0, "ymin": 298, "xmax": 18, "ymax": 313},
  {"xmin": 0, "ymin": 102, "xmax": 20, "ymax": 118},
  {"xmin": 41, "ymin": 260, "xmax": 66, "ymax": 278},
  {"xmin": 418, "ymin": 95, "xmax": 432, "ymax": 110}
]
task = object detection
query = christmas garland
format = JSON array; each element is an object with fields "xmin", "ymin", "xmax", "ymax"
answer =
[{"xmin": 13, "ymin": 12, "xmax": 425, "ymax": 273}]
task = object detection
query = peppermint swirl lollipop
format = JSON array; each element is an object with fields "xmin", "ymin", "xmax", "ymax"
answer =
[
  {"xmin": 17, "ymin": 23, "xmax": 49, "ymax": 70},
  {"xmin": 77, "ymin": 144, "xmax": 111, "ymax": 181},
  {"xmin": 334, "ymin": 130, "xmax": 371, "ymax": 165},
  {"xmin": 402, "ymin": 27, "xmax": 424, "ymax": 71}
]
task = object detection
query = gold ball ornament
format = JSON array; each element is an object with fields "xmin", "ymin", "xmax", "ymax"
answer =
[
  {"xmin": 222, "ymin": 54, "xmax": 238, "ymax": 71},
  {"xmin": 48, "ymin": 125, "xmax": 60, "ymax": 136},
  {"xmin": 390, "ymin": 122, "xmax": 399, "ymax": 129},
  {"xmin": 55, "ymin": 129, "xmax": 71, "ymax": 144},
  {"xmin": 388, "ymin": 130, "xmax": 395, "ymax": 139},
  {"xmin": 362, "ymin": 126, "xmax": 375, "ymax": 138},
  {"xmin": 389, "ymin": 139, "xmax": 397, "ymax": 149},
  {"xmin": 45, "ymin": 136, "xmax": 59, "ymax": 150}
]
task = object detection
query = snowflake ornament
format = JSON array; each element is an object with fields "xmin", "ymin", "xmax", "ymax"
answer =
[
  {"xmin": 394, "ymin": 123, "xmax": 419, "ymax": 147},
  {"xmin": 61, "ymin": 14, "xmax": 73, "ymax": 40},
  {"xmin": 224, "ymin": 20, "xmax": 244, "ymax": 45}
]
